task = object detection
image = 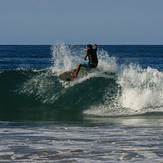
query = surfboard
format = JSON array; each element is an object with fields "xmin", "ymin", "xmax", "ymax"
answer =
[{"xmin": 58, "ymin": 68, "xmax": 91, "ymax": 81}]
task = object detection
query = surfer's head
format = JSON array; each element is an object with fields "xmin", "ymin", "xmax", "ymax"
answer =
[{"xmin": 86, "ymin": 44, "xmax": 92, "ymax": 49}]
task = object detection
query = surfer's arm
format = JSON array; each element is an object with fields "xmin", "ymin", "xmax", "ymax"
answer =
[
  {"xmin": 84, "ymin": 53, "xmax": 88, "ymax": 61},
  {"xmin": 94, "ymin": 44, "xmax": 97, "ymax": 50},
  {"xmin": 94, "ymin": 44, "xmax": 97, "ymax": 48}
]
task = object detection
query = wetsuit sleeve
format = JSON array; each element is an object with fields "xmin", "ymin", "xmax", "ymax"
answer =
[{"xmin": 87, "ymin": 49, "xmax": 90, "ymax": 53}]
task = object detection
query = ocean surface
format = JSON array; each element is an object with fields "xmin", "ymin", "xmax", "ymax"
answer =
[{"xmin": 0, "ymin": 44, "xmax": 163, "ymax": 162}]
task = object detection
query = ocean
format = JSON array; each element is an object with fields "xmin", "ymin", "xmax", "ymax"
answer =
[{"xmin": 0, "ymin": 44, "xmax": 163, "ymax": 162}]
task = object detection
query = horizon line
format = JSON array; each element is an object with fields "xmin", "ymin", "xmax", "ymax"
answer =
[{"xmin": 0, "ymin": 43, "xmax": 163, "ymax": 46}]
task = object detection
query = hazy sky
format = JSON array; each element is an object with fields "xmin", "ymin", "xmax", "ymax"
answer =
[{"xmin": 0, "ymin": 0, "xmax": 163, "ymax": 45}]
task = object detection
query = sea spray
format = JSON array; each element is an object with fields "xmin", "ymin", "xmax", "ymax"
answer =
[
  {"xmin": 50, "ymin": 43, "xmax": 85, "ymax": 75},
  {"xmin": 20, "ymin": 70, "xmax": 62, "ymax": 104},
  {"xmin": 97, "ymin": 48, "xmax": 118, "ymax": 74},
  {"xmin": 18, "ymin": 44, "xmax": 119, "ymax": 109},
  {"xmin": 50, "ymin": 43, "xmax": 118, "ymax": 79},
  {"xmin": 84, "ymin": 64, "xmax": 163, "ymax": 116},
  {"xmin": 118, "ymin": 64, "xmax": 163, "ymax": 111}
]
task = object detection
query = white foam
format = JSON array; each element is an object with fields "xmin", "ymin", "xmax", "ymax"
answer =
[
  {"xmin": 97, "ymin": 49, "xmax": 118, "ymax": 74},
  {"xmin": 48, "ymin": 43, "xmax": 118, "ymax": 90},
  {"xmin": 50, "ymin": 43, "xmax": 84, "ymax": 75},
  {"xmin": 118, "ymin": 64, "xmax": 163, "ymax": 111},
  {"xmin": 84, "ymin": 64, "xmax": 163, "ymax": 116}
]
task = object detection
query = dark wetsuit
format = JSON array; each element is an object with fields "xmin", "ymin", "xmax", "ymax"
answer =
[
  {"xmin": 82, "ymin": 48, "xmax": 98, "ymax": 68},
  {"xmin": 87, "ymin": 48, "xmax": 98, "ymax": 65}
]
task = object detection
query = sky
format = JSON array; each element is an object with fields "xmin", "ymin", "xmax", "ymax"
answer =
[{"xmin": 0, "ymin": 0, "xmax": 163, "ymax": 45}]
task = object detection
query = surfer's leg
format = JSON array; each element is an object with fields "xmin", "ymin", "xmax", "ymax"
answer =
[{"xmin": 71, "ymin": 63, "xmax": 81, "ymax": 78}]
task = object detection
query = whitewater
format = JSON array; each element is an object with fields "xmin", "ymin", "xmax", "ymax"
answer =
[{"xmin": 0, "ymin": 44, "xmax": 163, "ymax": 162}]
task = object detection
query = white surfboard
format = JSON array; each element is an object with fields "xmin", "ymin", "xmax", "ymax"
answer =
[{"xmin": 58, "ymin": 68, "xmax": 91, "ymax": 81}]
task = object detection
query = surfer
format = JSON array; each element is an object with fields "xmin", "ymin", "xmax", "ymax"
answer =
[{"xmin": 71, "ymin": 44, "xmax": 98, "ymax": 78}]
